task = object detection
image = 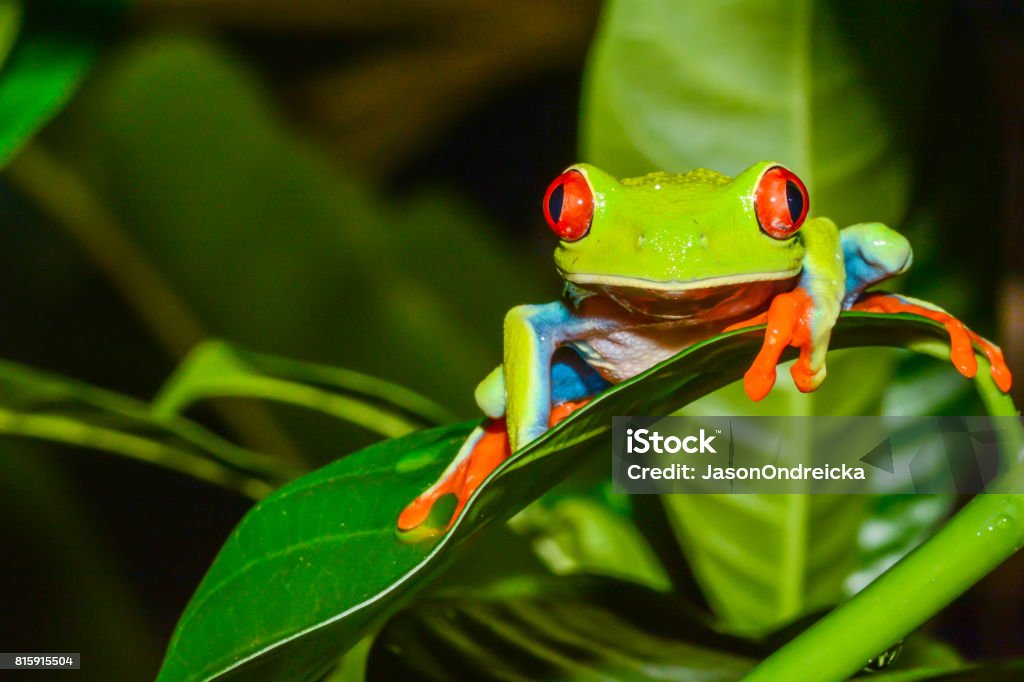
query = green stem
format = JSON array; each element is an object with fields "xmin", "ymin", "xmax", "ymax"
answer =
[
  {"xmin": 0, "ymin": 408, "xmax": 275, "ymax": 500},
  {"xmin": 744, "ymin": 362, "xmax": 1023, "ymax": 681},
  {"xmin": 744, "ymin": 495, "xmax": 1024, "ymax": 681},
  {"xmin": 154, "ymin": 343, "xmax": 455, "ymax": 439},
  {"xmin": 158, "ymin": 375, "xmax": 430, "ymax": 439}
]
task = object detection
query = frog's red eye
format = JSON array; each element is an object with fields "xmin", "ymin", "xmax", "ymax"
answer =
[
  {"xmin": 543, "ymin": 170, "xmax": 593, "ymax": 241},
  {"xmin": 755, "ymin": 166, "xmax": 809, "ymax": 239}
]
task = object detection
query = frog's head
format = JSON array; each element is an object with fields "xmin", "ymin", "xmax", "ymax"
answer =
[{"xmin": 545, "ymin": 161, "xmax": 809, "ymax": 320}]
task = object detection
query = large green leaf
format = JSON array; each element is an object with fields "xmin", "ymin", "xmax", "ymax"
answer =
[
  {"xmin": 156, "ymin": 314, "xmax": 992, "ymax": 681},
  {"xmin": 508, "ymin": 483, "xmax": 671, "ymax": 591},
  {"xmin": 580, "ymin": 0, "xmax": 953, "ymax": 630},
  {"xmin": 581, "ymin": 0, "xmax": 944, "ymax": 226},
  {"xmin": 665, "ymin": 491, "xmax": 869, "ymax": 635}
]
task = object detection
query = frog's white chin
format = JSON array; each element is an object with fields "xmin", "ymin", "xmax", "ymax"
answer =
[{"xmin": 565, "ymin": 269, "xmax": 802, "ymax": 292}]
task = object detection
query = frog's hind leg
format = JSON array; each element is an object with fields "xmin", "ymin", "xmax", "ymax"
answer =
[
  {"xmin": 850, "ymin": 292, "xmax": 1012, "ymax": 392},
  {"xmin": 397, "ymin": 351, "xmax": 604, "ymax": 537},
  {"xmin": 397, "ymin": 420, "xmax": 508, "ymax": 534},
  {"xmin": 841, "ymin": 223, "xmax": 1010, "ymax": 390}
]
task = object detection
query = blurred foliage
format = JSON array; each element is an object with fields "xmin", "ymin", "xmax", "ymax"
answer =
[
  {"xmin": 39, "ymin": 31, "xmax": 551, "ymax": 417},
  {"xmin": 130, "ymin": 0, "xmax": 600, "ymax": 178}
]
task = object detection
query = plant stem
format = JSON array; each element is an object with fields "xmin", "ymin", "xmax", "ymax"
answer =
[
  {"xmin": 744, "ymin": 494, "xmax": 1024, "ymax": 681},
  {"xmin": 0, "ymin": 407, "xmax": 275, "ymax": 500},
  {"xmin": 744, "ymin": 364, "xmax": 1023, "ymax": 681}
]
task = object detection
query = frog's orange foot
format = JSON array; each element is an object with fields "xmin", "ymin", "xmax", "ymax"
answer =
[
  {"xmin": 724, "ymin": 288, "xmax": 819, "ymax": 401},
  {"xmin": 397, "ymin": 399, "xmax": 590, "ymax": 539},
  {"xmin": 851, "ymin": 293, "xmax": 1012, "ymax": 392},
  {"xmin": 396, "ymin": 418, "xmax": 509, "ymax": 538}
]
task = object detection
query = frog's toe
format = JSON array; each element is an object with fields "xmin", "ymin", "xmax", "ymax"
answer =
[
  {"xmin": 740, "ymin": 288, "xmax": 816, "ymax": 401},
  {"xmin": 791, "ymin": 351, "xmax": 826, "ymax": 393},
  {"xmin": 397, "ymin": 420, "xmax": 510, "ymax": 539},
  {"xmin": 852, "ymin": 293, "xmax": 1012, "ymax": 392},
  {"xmin": 743, "ymin": 365, "xmax": 778, "ymax": 402},
  {"xmin": 966, "ymin": 328, "xmax": 1013, "ymax": 392}
]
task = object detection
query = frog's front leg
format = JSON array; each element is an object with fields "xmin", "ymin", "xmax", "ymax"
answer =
[
  {"xmin": 840, "ymin": 223, "xmax": 1012, "ymax": 392},
  {"xmin": 503, "ymin": 302, "xmax": 581, "ymax": 450},
  {"xmin": 838, "ymin": 222, "xmax": 913, "ymax": 307},
  {"xmin": 726, "ymin": 217, "xmax": 845, "ymax": 400}
]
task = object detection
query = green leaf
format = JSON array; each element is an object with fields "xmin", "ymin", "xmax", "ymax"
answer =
[
  {"xmin": 0, "ymin": 357, "xmax": 296, "ymax": 498},
  {"xmin": 157, "ymin": 314, "xmax": 991, "ymax": 681},
  {"xmin": 509, "ymin": 490, "xmax": 672, "ymax": 591},
  {"xmin": 665, "ymin": 492, "xmax": 869, "ymax": 635},
  {"xmin": 0, "ymin": 4, "xmax": 100, "ymax": 167},
  {"xmin": 581, "ymin": 0, "xmax": 944, "ymax": 226},
  {"xmin": 0, "ymin": 2, "xmax": 22, "ymax": 70},
  {"xmin": 158, "ymin": 420, "xmax": 477, "ymax": 682},
  {"xmin": 155, "ymin": 340, "xmax": 455, "ymax": 439}
]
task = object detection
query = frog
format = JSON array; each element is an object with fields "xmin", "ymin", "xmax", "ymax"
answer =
[{"xmin": 397, "ymin": 161, "xmax": 1012, "ymax": 537}]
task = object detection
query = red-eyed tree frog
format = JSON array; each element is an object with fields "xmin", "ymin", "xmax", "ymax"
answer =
[{"xmin": 398, "ymin": 162, "xmax": 1012, "ymax": 537}]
